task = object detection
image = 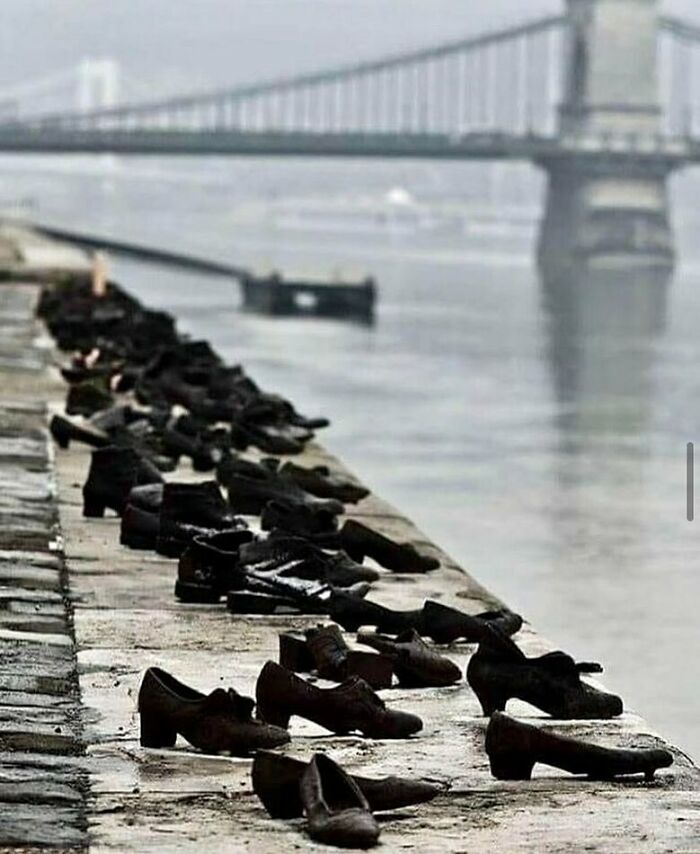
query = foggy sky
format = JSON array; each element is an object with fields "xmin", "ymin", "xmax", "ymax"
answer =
[{"xmin": 0, "ymin": 0, "xmax": 697, "ymax": 100}]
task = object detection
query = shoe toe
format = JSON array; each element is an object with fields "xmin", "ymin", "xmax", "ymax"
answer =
[
  {"xmin": 313, "ymin": 810, "xmax": 380, "ymax": 849},
  {"xmin": 387, "ymin": 709, "xmax": 423, "ymax": 738}
]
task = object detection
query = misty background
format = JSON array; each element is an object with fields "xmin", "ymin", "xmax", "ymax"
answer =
[{"xmin": 0, "ymin": 0, "xmax": 698, "ymax": 101}]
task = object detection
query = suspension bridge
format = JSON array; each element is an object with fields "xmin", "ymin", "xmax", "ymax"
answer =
[{"xmin": 0, "ymin": 0, "xmax": 699, "ymax": 277}]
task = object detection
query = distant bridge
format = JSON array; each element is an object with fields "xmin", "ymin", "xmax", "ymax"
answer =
[{"xmin": 1, "ymin": 1, "xmax": 699, "ymax": 277}]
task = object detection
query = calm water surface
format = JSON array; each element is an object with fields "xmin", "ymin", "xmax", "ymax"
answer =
[{"xmin": 3, "ymin": 155, "xmax": 698, "ymax": 760}]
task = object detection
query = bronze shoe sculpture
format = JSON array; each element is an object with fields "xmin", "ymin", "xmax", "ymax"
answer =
[
  {"xmin": 255, "ymin": 660, "xmax": 422, "ymax": 738},
  {"xmin": 279, "ymin": 624, "xmax": 394, "ymax": 689},
  {"xmin": 138, "ymin": 666, "xmax": 289, "ymax": 756},
  {"xmin": 467, "ymin": 626, "xmax": 623, "ymax": 719},
  {"xmin": 252, "ymin": 750, "xmax": 442, "ymax": 819},
  {"xmin": 357, "ymin": 629, "xmax": 461, "ymax": 687},
  {"xmin": 300, "ymin": 753, "xmax": 380, "ymax": 849},
  {"xmin": 486, "ymin": 712, "xmax": 673, "ymax": 781}
]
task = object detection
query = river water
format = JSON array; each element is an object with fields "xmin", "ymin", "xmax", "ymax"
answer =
[{"xmin": 4, "ymin": 154, "xmax": 698, "ymax": 760}]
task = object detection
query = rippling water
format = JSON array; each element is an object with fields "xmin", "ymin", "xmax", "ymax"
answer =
[{"xmin": 4, "ymin": 155, "xmax": 699, "ymax": 760}]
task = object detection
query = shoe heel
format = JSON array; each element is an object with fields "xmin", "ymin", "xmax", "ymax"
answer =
[
  {"xmin": 175, "ymin": 580, "xmax": 222, "ymax": 604},
  {"xmin": 488, "ymin": 751, "xmax": 534, "ymax": 780},
  {"xmin": 279, "ymin": 633, "xmax": 314, "ymax": 673},
  {"xmin": 472, "ymin": 684, "xmax": 508, "ymax": 717},
  {"xmin": 139, "ymin": 713, "xmax": 177, "ymax": 748},
  {"xmin": 256, "ymin": 700, "xmax": 291, "ymax": 729},
  {"xmin": 83, "ymin": 495, "xmax": 107, "ymax": 518}
]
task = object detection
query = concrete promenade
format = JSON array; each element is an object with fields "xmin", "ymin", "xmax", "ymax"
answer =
[{"xmin": 0, "ymin": 226, "xmax": 698, "ymax": 852}]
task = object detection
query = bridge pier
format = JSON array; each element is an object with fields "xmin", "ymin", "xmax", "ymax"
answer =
[
  {"xmin": 537, "ymin": 157, "xmax": 675, "ymax": 281},
  {"xmin": 538, "ymin": 0, "xmax": 675, "ymax": 281}
]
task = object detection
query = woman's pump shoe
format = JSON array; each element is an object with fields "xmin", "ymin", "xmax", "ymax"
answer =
[
  {"xmin": 421, "ymin": 601, "xmax": 523, "ymax": 644},
  {"xmin": 279, "ymin": 625, "xmax": 394, "ymax": 689},
  {"xmin": 357, "ymin": 629, "xmax": 461, "ymax": 687},
  {"xmin": 467, "ymin": 626, "xmax": 623, "ymax": 719},
  {"xmin": 485, "ymin": 712, "xmax": 673, "ymax": 781},
  {"xmin": 252, "ymin": 750, "xmax": 441, "ymax": 820},
  {"xmin": 137, "ymin": 666, "xmax": 289, "ymax": 756},
  {"xmin": 255, "ymin": 660, "xmax": 422, "ymax": 738},
  {"xmin": 300, "ymin": 754, "xmax": 380, "ymax": 849}
]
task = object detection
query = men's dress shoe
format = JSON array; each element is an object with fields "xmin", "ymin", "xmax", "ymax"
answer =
[
  {"xmin": 175, "ymin": 529, "xmax": 254, "ymax": 602},
  {"xmin": 49, "ymin": 414, "xmax": 109, "ymax": 450},
  {"xmin": 120, "ymin": 503, "xmax": 160, "ymax": 550},
  {"xmin": 467, "ymin": 626, "xmax": 623, "ymax": 718},
  {"xmin": 227, "ymin": 573, "xmax": 369, "ymax": 616},
  {"xmin": 157, "ymin": 481, "xmax": 245, "ymax": 557},
  {"xmin": 261, "ymin": 499, "xmax": 339, "ymax": 538},
  {"xmin": 82, "ymin": 446, "xmax": 163, "ymax": 517},
  {"xmin": 279, "ymin": 625, "xmax": 393, "ymax": 689},
  {"xmin": 339, "ymin": 520, "xmax": 439, "ymax": 573},
  {"xmin": 357, "ymin": 629, "xmax": 461, "ymax": 688},
  {"xmin": 238, "ymin": 536, "xmax": 379, "ymax": 587},
  {"xmin": 485, "ymin": 712, "xmax": 673, "ymax": 781},
  {"xmin": 255, "ymin": 660, "xmax": 422, "ymax": 738},
  {"xmin": 277, "ymin": 461, "xmax": 370, "ymax": 504},
  {"xmin": 160, "ymin": 422, "xmax": 221, "ymax": 472},
  {"xmin": 218, "ymin": 457, "xmax": 344, "ymax": 516},
  {"xmin": 138, "ymin": 666, "xmax": 289, "ymax": 756},
  {"xmin": 252, "ymin": 750, "xmax": 441, "ymax": 819},
  {"xmin": 300, "ymin": 753, "xmax": 380, "ymax": 849},
  {"xmin": 421, "ymin": 601, "xmax": 523, "ymax": 644},
  {"xmin": 231, "ymin": 419, "xmax": 305, "ymax": 455}
]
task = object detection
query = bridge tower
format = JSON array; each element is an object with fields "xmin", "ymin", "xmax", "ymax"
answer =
[{"xmin": 538, "ymin": 0, "xmax": 675, "ymax": 281}]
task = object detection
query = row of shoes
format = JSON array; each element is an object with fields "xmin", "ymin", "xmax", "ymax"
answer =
[{"xmin": 42, "ymin": 277, "xmax": 674, "ymax": 849}]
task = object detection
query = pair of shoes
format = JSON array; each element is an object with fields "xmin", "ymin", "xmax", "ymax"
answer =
[
  {"xmin": 253, "ymin": 752, "xmax": 440, "ymax": 848},
  {"xmin": 329, "ymin": 592, "xmax": 522, "ymax": 642},
  {"xmin": 280, "ymin": 624, "xmax": 461, "ymax": 689},
  {"xmin": 279, "ymin": 625, "xmax": 394, "ymax": 689},
  {"xmin": 138, "ymin": 667, "xmax": 289, "ymax": 755},
  {"xmin": 486, "ymin": 712, "xmax": 673, "ymax": 781},
  {"xmin": 467, "ymin": 626, "xmax": 623, "ymax": 719},
  {"xmin": 255, "ymin": 660, "xmax": 422, "ymax": 738},
  {"xmin": 217, "ymin": 455, "xmax": 344, "ymax": 517}
]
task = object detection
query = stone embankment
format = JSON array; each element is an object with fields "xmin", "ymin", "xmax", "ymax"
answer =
[{"xmin": 0, "ymin": 224, "xmax": 697, "ymax": 852}]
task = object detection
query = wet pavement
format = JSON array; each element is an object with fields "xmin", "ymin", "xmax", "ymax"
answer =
[{"xmin": 0, "ymin": 229, "xmax": 698, "ymax": 851}]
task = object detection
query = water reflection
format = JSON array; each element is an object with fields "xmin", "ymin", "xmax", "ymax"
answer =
[{"xmin": 542, "ymin": 265, "xmax": 671, "ymax": 570}]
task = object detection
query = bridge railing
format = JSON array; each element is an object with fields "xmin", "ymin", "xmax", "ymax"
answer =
[{"xmin": 2, "ymin": 15, "xmax": 567, "ymax": 142}]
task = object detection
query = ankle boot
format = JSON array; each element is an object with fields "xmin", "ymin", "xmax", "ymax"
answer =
[
  {"xmin": 157, "ymin": 481, "xmax": 245, "ymax": 557},
  {"xmin": 328, "ymin": 591, "xmax": 425, "ymax": 634},
  {"xmin": 485, "ymin": 712, "xmax": 673, "ymax": 781},
  {"xmin": 357, "ymin": 629, "xmax": 461, "ymax": 688},
  {"xmin": 279, "ymin": 625, "xmax": 394, "ymax": 689},
  {"xmin": 300, "ymin": 754, "xmax": 380, "ymax": 849},
  {"xmin": 49, "ymin": 414, "xmax": 109, "ymax": 450},
  {"xmin": 255, "ymin": 660, "xmax": 422, "ymax": 738},
  {"xmin": 175, "ymin": 529, "xmax": 254, "ymax": 602},
  {"xmin": 82, "ymin": 446, "xmax": 163, "ymax": 517},
  {"xmin": 339, "ymin": 520, "xmax": 439, "ymax": 573},
  {"xmin": 467, "ymin": 627, "xmax": 623, "ymax": 719},
  {"xmin": 239, "ymin": 536, "xmax": 379, "ymax": 587},
  {"xmin": 422, "ymin": 601, "xmax": 523, "ymax": 644},
  {"xmin": 252, "ymin": 749, "xmax": 441, "ymax": 820},
  {"xmin": 138, "ymin": 667, "xmax": 289, "ymax": 756},
  {"xmin": 278, "ymin": 461, "xmax": 370, "ymax": 504}
]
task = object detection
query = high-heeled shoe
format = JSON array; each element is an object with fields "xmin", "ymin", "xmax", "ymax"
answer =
[
  {"xmin": 485, "ymin": 712, "xmax": 673, "ymax": 781},
  {"xmin": 137, "ymin": 666, "xmax": 289, "ymax": 756},
  {"xmin": 467, "ymin": 626, "xmax": 623, "ymax": 719},
  {"xmin": 279, "ymin": 625, "xmax": 393, "ymax": 689},
  {"xmin": 255, "ymin": 660, "xmax": 422, "ymax": 738}
]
